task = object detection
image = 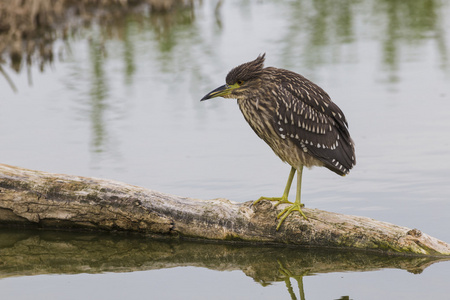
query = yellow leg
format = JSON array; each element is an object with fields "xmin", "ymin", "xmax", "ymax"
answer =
[
  {"xmin": 276, "ymin": 165, "xmax": 307, "ymax": 230},
  {"xmin": 252, "ymin": 167, "xmax": 296, "ymax": 207}
]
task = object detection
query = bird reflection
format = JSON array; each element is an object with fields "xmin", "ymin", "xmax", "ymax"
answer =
[{"xmin": 277, "ymin": 260, "xmax": 308, "ymax": 300}]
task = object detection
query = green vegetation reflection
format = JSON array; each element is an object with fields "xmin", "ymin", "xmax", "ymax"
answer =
[
  {"xmin": 1, "ymin": 0, "xmax": 448, "ymax": 157},
  {"xmin": 1, "ymin": 0, "xmax": 448, "ymax": 79}
]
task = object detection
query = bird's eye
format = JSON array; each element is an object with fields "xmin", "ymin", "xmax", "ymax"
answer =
[{"xmin": 237, "ymin": 80, "xmax": 244, "ymax": 85}]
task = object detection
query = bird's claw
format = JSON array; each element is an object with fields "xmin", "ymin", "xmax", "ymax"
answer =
[
  {"xmin": 252, "ymin": 196, "xmax": 293, "ymax": 207},
  {"xmin": 276, "ymin": 202, "xmax": 307, "ymax": 230}
]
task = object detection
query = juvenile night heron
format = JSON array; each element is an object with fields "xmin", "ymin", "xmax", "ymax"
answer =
[{"xmin": 201, "ymin": 54, "xmax": 356, "ymax": 230}]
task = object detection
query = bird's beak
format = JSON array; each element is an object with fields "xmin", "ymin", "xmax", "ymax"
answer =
[{"xmin": 200, "ymin": 83, "xmax": 239, "ymax": 101}]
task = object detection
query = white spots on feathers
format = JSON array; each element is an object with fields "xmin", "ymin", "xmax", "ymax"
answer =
[
  {"xmin": 305, "ymin": 90, "xmax": 311, "ymax": 101},
  {"xmin": 331, "ymin": 158, "xmax": 349, "ymax": 174},
  {"xmin": 272, "ymin": 82, "xmax": 353, "ymax": 175},
  {"xmin": 332, "ymin": 111, "xmax": 343, "ymax": 120},
  {"xmin": 300, "ymin": 142, "xmax": 308, "ymax": 152}
]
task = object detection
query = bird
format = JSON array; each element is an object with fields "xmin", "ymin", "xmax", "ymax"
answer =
[{"xmin": 201, "ymin": 54, "xmax": 355, "ymax": 230}]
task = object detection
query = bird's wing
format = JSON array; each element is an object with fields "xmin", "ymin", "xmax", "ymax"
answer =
[
  {"xmin": 279, "ymin": 72, "xmax": 349, "ymax": 127},
  {"xmin": 274, "ymin": 80, "xmax": 355, "ymax": 175}
]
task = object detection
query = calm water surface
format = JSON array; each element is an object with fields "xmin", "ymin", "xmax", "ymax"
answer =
[{"xmin": 1, "ymin": 1, "xmax": 450, "ymax": 299}]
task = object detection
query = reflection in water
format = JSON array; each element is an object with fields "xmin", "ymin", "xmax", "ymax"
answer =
[
  {"xmin": 377, "ymin": 0, "xmax": 448, "ymax": 82},
  {"xmin": 0, "ymin": 0, "xmax": 197, "ymax": 156},
  {"xmin": 0, "ymin": 65, "xmax": 17, "ymax": 92},
  {"xmin": 123, "ymin": 20, "xmax": 137, "ymax": 86},
  {"xmin": 279, "ymin": 0, "xmax": 448, "ymax": 77},
  {"xmin": 1, "ymin": 0, "xmax": 448, "ymax": 156},
  {"xmin": 1, "ymin": 0, "xmax": 447, "ymax": 84},
  {"xmin": 88, "ymin": 36, "xmax": 108, "ymax": 153},
  {"xmin": 278, "ymin": 260, "xmax": 308, "ymax": 300},
  {"xmin": 0, "ymin": 229, "xmax": 447, "ymax": 299},
  {"xmin": 0, "ymin": 0, "xmax": 196, "ymax": 72},
  {"xmin": 281, "ymin": 0, "xmax": 355, "ymax": 69}
]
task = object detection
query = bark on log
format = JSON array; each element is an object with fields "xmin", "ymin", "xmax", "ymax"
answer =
[{"xmin": 1, "ymin": 163, "xmax": 449, "ymax": 256}]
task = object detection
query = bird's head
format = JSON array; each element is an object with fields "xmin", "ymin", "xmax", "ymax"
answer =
[{"xmin": 201, "ymin": 54, "xmax": 266, "ymax": 101}]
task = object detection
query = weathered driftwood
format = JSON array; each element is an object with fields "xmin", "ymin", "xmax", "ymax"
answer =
[{"xmin": 1, "ymin": 163, "xmax": 449, "ymax": 256}]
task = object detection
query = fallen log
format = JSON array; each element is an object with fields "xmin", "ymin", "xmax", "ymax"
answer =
[{"xmin": 1, "ymin": 163, "xmax": 449, "ymax": 256}]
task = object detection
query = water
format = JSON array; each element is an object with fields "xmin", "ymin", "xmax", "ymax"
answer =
[
  {"xmin": 1, "ymin": 0, "xmax": 450, "ymax": 299},
  {"xmin": 0, "ymin": 229, "xmax": 448, "ymax": 300}
]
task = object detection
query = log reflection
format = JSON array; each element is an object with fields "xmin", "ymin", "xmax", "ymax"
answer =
[{"xmin": 1, "ymin": 229, "xmax": 447, "ymax": 281}]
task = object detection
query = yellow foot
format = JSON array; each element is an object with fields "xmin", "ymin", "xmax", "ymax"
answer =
[
  {"xmin": 252, "ymin": 196, "xmax": 293, "ymax": 207},
  {"xmin": 276, "ymin": 202, "xmax": 307, "ymax": 230}
]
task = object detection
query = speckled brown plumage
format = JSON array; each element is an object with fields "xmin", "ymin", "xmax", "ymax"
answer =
[{"xmin": 223, "ymin": 54, "xmax": 355, "ymax": 175}]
